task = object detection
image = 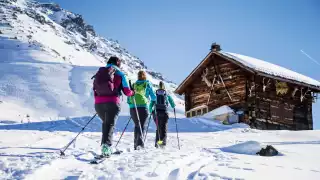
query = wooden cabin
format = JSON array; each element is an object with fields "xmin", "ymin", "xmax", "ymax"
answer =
[{"xmin": 175, "ymin": 43, "xmax": 320, "ymax": 130}]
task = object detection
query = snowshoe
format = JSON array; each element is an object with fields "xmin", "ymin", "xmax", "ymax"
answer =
[{"xmin": 90, "ymin": 154, "xmax": 110, "ymax": 164}]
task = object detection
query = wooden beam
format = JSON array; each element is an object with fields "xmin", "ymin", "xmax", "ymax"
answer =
[
  {"xmin": 218, "ymin": 74, "xmax": 233, "ymax": 102},
  {"xmin": 257, "ymin": 72, "xmax": 320, "ymax": 91},
  {"xmin": 206, "ymin": 75, "xmax": 217, "ymax": 105}
]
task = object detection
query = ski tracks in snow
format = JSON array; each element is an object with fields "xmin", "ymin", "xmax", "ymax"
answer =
[
  {"xmin": 1, "ymin": 130, "xmax": 320, "ymax": 179},
  {"xmin": 0, "ymin": 130, "xmax": 235, "ymax": 180}
]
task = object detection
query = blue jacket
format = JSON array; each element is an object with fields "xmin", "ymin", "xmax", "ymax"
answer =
[{"xmin": 127, "ymin": 80, "xmax": 156, "ymax": 108}]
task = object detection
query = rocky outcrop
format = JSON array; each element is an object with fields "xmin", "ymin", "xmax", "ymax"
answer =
[
  {"xmin": 60, "ymin": 15, "xmax": 96, "ymax": 38},
  {"xmin": 37, "ymin": 3, "xmax": 61, "ymax": 12}
]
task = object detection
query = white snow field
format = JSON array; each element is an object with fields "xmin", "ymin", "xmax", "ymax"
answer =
[
  {"xmin": 0, "ymin": 119, "xmax": 320, "ymax": 180},
  {"xmin": 1, "ymin": 0, "xmax": 320, "ymax": 179}
]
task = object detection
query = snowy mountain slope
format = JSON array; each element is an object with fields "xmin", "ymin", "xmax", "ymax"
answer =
[
  {"xmin": 0, "ymin": 117, "xmax": 320, "ymax": 180},
  {"xmin": 1, "ymin": 1, "xmax": 320, "ymax": 180},
  {"xmin": 0, "ymin": 0, "xmax": 184, "ymax": 123}
]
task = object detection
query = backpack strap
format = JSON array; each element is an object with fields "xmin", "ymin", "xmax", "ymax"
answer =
[{"xmin": 133, "ymin": 81, "xmax": 147, "ymax": 90}]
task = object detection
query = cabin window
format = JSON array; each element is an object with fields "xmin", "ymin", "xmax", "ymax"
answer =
[
  {"xmin": 197, "ymin": 109, "xmax": 202, "ymax": 116},
  {"xmin": 186, "ymin": 106, "xmax": 209, "ymax": 118},
  {"xmin": 203, "ymin": 108, "xmax": 208, "ymax": 114}
]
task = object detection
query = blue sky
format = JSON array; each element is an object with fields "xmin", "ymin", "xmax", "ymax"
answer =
[{"xmin": 38, "ymin": 0, "xmax": 320, "ymax": 128}]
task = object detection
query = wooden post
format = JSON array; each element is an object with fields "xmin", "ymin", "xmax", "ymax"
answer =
[
  {"xmin": 252, "ymin": 74, "xmax": 257, "ymax": 128},
  {"xmin": 206, "ymin": 75, "xmax": 216, "ymax": 105},
  {"xmin": 218, "ymin": 74, "xmax": 233, "ymax": 102}
]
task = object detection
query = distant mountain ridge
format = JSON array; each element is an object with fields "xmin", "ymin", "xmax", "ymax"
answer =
[{"xmin": 1, "ymin": 0, "xmax": 175, "ymax": 85}]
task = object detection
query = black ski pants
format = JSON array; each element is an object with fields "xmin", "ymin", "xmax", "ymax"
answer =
[
  {"xmin": 130, "ymin": 107, "xmax": 148, "ymax": 149},
  {"xmin": 153, "ymin": 110, "xmax": 169, "ymax": 147},
  {"xmin": 95, "ymin": 102, "xmax": 120, "ymax": 146}
]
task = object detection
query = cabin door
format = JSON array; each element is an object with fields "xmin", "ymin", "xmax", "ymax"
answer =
[
  {"xmin": 293, "ymin": 103, "xmax": 308, "ymax": 130},
  {"xmin": 270, "ymin": 100, "xmax": 294, "ymax": 130},
  {"xmin": 282, "ymin": 102, "xmax": 294, "ymax": 130}
]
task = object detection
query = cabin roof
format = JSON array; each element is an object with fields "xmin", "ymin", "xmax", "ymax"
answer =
[{"xmin": 175, "ymin": 50, "xmax": 320, "ymax": 94}]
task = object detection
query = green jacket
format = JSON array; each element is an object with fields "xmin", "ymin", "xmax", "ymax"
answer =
[{"xmin": 127, "ymin": 80, "xmax": 156, "ymax": 109}]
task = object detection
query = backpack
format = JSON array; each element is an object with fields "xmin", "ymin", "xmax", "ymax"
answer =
[
  {"xmin": 129, "ymin": 82, "xmax": 149, "ymax": 105},
  {"xmin": 93, "ymin": 66, "xmax": 120, "ymax": 96},
  {"xmin": 155, "ymin": 89, "xmax": 167, "ymax": 111}
]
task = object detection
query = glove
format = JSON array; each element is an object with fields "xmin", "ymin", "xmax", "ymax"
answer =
[{"xmin": 149, "ymin": 101, "xmax": 155, "ymax": 113}]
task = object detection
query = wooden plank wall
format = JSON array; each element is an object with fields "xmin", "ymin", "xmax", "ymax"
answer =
[
  {"xmin": 187, "ymin": 55, "xmax": 248, "ymax": 112},
  {"xmin": 249, "ymin": 75, "xmax": 313, "ymax": 130}
]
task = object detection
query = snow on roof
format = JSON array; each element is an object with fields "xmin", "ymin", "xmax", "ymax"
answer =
[{"xmin": 221, "ymin": 51, "xmax": 320, "ymax": 88}]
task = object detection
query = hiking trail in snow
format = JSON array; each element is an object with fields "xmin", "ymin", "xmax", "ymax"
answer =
[{"xmin": 1, "ymin": 117, "xmax": 320, "ymax": 180}]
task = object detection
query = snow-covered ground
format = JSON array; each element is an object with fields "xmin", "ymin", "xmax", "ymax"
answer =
[
  {"xmin": 1, "ymin": 0, "xmax": 320, "ymax": 179},
  {"xmin": 0, "ymin": 117, "xmax": 320, "ymax": 180}
]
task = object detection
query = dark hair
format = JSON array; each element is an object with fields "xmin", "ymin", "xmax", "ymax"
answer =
[{"xmin": 107, "ymin": 56, "xmax": 121, "ymax": 67}]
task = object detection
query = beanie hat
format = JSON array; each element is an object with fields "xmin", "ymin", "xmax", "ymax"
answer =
[
  {"xmin": 107, "ymin": 56, "xmax": 121, "ymax": 67},
  {"xmin": 159, "ymin": 81, "xmax": 165, "ymax": 90}
]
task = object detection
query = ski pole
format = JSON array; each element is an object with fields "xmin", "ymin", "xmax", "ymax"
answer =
[
  {"xmin": 60, "ymin": 113, "xmax": 97, "ymax": 156},
  {"xmin": 174, "ymin": 108, "xmax": 180, "ymax": 150},
  {"xmin": 115, "ymin": 117, "xmax": 131, "ymax": 148},
  {"xmin": 144, "ymin": 114, "xmax": 152, "ymax": 143}
]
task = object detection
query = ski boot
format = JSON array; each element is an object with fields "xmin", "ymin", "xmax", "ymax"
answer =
[
  {"xmin": 101, "ymin": 144, "xmax": 112, "ymax": 157},
  {"xmin": 134, "ymin": 145, "xmax": 144, "ymax": 151},
  {"xmin": 155, "ymin": 141, "xmax": 166, "ymax": 149}
]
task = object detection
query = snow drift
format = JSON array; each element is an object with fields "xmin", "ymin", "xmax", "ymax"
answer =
[{"xmin": 220, "ymin": 141, "xmax": 263, "ymax": 155}]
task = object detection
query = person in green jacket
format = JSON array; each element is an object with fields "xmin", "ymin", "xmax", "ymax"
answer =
[
  {"xmin": 127, "ymin": 70, "xmax": 156, "ymax": 150},
  {"xmin": 149, "ymin": 81, "xmax": 175, "ymax": 148}
]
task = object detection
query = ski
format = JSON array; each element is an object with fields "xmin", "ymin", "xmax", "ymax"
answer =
[
  {"xmin": 89, "ymin": 154, "xmax": 110, "ymax": 164},
  {"xmin": 89, "ymin": 150, "xmax": 123, "ymax": 164}
]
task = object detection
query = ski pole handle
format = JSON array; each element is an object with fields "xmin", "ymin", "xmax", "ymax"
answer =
[{"xmin": 129, "ymin": 80, "xmax": 133, "ymax": 90}]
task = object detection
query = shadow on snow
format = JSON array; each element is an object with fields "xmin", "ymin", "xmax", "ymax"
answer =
[{"xmin": 0, "ymin": 115, "xmax": 244, "ymax": 133}]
